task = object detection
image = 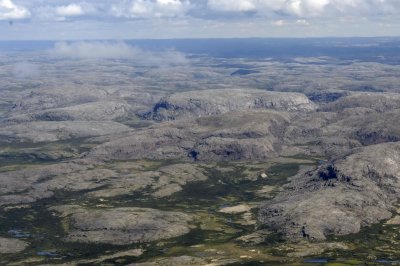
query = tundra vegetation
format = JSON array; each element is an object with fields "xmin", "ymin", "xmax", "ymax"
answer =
[{"xmin": 1, "ymin": 39, "xmax": 400, "ymax": 265}]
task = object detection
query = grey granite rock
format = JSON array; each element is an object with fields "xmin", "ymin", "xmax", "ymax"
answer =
[
  {"xmin": 0, "ymin": 237, "xmax": 28, "ymax": 254},
  {"xmin": 320, "ymin": 92, "xmax": 400, "ymax": 113},
  {"xmin": 0, "ymin": 121, "xmax": 131, "ymax": 142},
  {"xmin": 259, "ymin": 142, "xmax": 400, "ymax": 241},
  {"xmin": 88, "ymin": 110, "xmax": 290, "ymax": 161},
  {"xmin": 145, "ymin": 89, "xmax": 315, "ymax": 121},
  {"xmin": 50, "ymin": 206, "xmax": 192, "ymax": 245},
  {"xmin": 6, "ymin": 101, "xmax": 133, "ymax": 123}
]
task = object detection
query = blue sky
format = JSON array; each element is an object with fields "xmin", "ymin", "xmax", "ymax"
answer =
[{"xmin": 1, "ymin": 0, "xmax": 400, "ymax": 40}]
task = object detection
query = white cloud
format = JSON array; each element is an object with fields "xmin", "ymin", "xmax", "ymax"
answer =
[
  {"xmin": 207, "ymin": 0, "xmax": 400, "ymax": 18},
  {"xmin": 0, "ymin": 0, "xmax": 30, "ymax": 20},
  {"xmin": 207, "ymin": 0, "xmax": 330, "ymax": 15},
  {"xmin": 2, "ymin": 0, "xmax": 400, "ymax": 39},
  {"xmin": 296, "ymin": 19, "xmax": 310, "ymax": 26},
  {"xmin": 56, "ymin": 4, "xmax": 85, "ymax": 17},
  {"xmin": 49, "ymin": 41, "xmax": 188, "ymax": 66},
  {"xmin": 34, "ymin": 2, "xmax": 95, "ymax": 21},
  {"xmin": 282, "ymin": 0, "xmax": 330, "ymax": 16},
  {"xmin": 111, "ymin": 0, "xmax": 190, "ymax": 18},
  {"xmin": 271, "ymin": 19, "xmax": 310, "ymax": 26},
  {"xmin": 272, "ymin": 19, "xmax": 286, "ymax": 26},
  {"xmin": 51, "ymin": 41, "xmax": 139, "ymax": 59},
  {"xmin": 207, "ymin": 0, "xmax": 256, "ymax": 12}
]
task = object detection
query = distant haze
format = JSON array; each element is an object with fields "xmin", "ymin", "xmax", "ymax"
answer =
[{"xmin": 2, "ymin": 38, "xmax": 399, "ymax": 65}]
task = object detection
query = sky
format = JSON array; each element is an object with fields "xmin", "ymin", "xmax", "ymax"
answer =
[{"xmin": 0, "ymin": 0, "xmax": 400, "ymax": 40}]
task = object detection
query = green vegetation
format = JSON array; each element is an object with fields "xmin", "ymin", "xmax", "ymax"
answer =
[
  {"xmin": 1, "ymin": 157, "xmax": 400, "ymax": 265},
  {"xmin": 0, "ymin": 158, "xmax": 310, "ymax": 265},
  {"xmin": 326, "ymin": 220, "xmax": 400, "ymax": 263},
  {"xmin": 0, "ymin": 138, "xmax": 95, "ymax": 169}
]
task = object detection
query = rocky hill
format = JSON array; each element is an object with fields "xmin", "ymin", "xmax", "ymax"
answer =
[
  {"xmin": 144, "ymin": 89, "xmax": 316, "ymax": 121},
  {"xmin": 259, "ymin": 142, "xmax": 400, "ymax": 241},
  {"xmin": 88, "ymin": 110, "xmax": 291, "ymax": 161}
]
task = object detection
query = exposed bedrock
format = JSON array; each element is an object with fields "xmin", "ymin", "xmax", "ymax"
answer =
[
  {"xmin": 50, "ymin": 206, "xmax": 192, "ymax": 245},
  {"xmin": 319, "ymin": 92, "xmax": 400, "ymax": 113},
  {"xmin": 0, "ymin": 160, "xmax": 207, "ymax": 206},
  {"xmin": 11, "ymin": 86, "xmax": 107, "ymax": 112},
  {"xmin": 5, "ymin": 101, "xmax": 134, "ymax": 123},
  {"xmin": 87, "ymin": 110, "xmax": 291, "ymax": 161},
  {"xmin": 143, "ymin": 89, "xmax": 316, "ymax": 121},
  {"xmin": 259, "ymin": 142, "xmax": 400, "ymax": 241},
  {"xmin": 0, "ymin": 121, "xmax": 132, "ymax": 143},
  {"xmin": 0, "ymin": 237, "xmax": 28, "ymax": 254}
]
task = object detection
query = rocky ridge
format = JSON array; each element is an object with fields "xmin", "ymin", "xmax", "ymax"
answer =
[
  {"xmin": 260, "ymin": 142, "xmax": 400, "ymax": 241},
  {"xmin": 144, "ymin": 89, "xmax": 316, "ymax": 121}
]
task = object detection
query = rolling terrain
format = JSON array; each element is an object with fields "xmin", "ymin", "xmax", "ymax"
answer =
[{"xmin": 1, "ymin": 38, "xmax": 400, "ymax": 265}]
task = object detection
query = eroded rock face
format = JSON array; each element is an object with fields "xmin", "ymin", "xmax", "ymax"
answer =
[
  {"xmin": 88, "ymin": 110, "xmax": 290, "ymax": 161},
  {"xmin": 50, "ymin": 206, "xmax": 192, "ymax": 245},
  {"xmin": 0, "ymin": 237, "xmax": 28, "ymax": 253},
  {"xmin": 259, "ymin": 142, "xmax": 400, "ymax": 241},
  {"xmin": 6, "ymin": 101, "xmax": 133, "ymax": 123},
  {"xmin": 0, "ymin": 121, "xmax": 131, "ymax": 143},
  {"xmin": 11, "ymin": 86, "xmax": 108, "ymax": 112},
  {"xmin": 320, "ymin": 92, "xmax": 400, "ymax": 113},
  {"xmin": 323, "ymin": 109, "xmax": 400, "ymax": 146},
  {"xmin": 144, "ymin": 89, "xmax": 315, "ymax": 121},
  {"xmin": 307, "ymin": 90, "xmax": 350, "ymax": 104}
]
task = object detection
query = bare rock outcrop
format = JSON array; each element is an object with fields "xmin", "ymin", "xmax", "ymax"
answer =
[
  {"xmin": 0, "ymin": 237, "xmax": 28, "ymax": 254},
  {"xmin": 88, "ymin": 110, "xmax": 290, "ymax": 161},
  {"xmin": 0, "ymin": 121, "xmax": 131, "ymax": 143},
  {"xmin": 259, "ymin": 142, "xmax": 400, "ymax": 241},
  {"xmin": 50, "ymin": 206, "xmax": 192, "ymax": 245},
  {"xmin": 323, "ymin": 109, "xmax": 400, "ymax": 145},
  {"xmin": 145, "ymin": 89, "xmax": 315, "ymax": 121},
  {"xmin": 6, "ymin": 101, "xmax": 133, "ymax": 123},
  {"xmin": 320, "ymin": 92, "xmax": 400, "ymax": 113},
  {"xmin": 0, "ymin": 160, "xmax": 91, "ymax": 206},
  {"xmin": 0, "ymin": 161, "xmax": 207, "ymax": 206}
]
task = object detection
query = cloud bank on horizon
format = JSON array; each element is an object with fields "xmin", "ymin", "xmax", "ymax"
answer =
[{"xmin": 1, "ymin": 0, "xmax": 400, "ymax": 39}]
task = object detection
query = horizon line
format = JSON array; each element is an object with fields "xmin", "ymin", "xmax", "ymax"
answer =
[{"xmin": 1, "ymin": 36, "xmax": 400, "ymax": 42}]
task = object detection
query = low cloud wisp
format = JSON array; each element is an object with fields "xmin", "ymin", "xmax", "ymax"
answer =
[
  {"xmin": 50, "ymin": 41, "xmax": 188, "ymax": 66},
  {"xmin": 12, "ymin": 61, "xmax": 40, "ymax": 79}
]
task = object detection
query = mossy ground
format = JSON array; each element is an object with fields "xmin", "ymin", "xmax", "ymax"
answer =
[
  {"xmin": 1, "ymin": 156, "xmax": 399, "ymax": 265},
  {"xmin": 0, "ymin": 138, "xmax": 95, "ymax": 169}
]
